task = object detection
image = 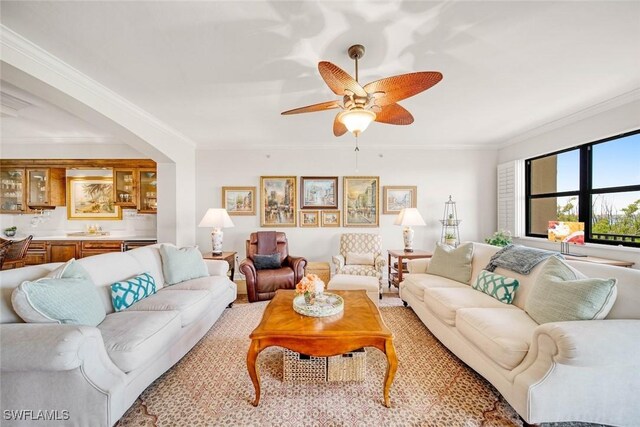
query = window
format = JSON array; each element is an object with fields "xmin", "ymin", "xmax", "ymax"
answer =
[{"xmin": 526, "ymin": 129, "xmax": 640, "ymax": 247}]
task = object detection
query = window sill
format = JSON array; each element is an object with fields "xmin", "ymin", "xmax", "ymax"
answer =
[{"xmin": 514, "ymin": 236, "xmax": 640, "ymax": 254}]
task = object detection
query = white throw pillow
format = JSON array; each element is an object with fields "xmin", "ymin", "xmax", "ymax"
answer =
[
  {"xmin": 346, "ymin": 252, "xmax": 375, "ymax": 266},
  {"xmin": 159, "ymin": 244, "xmax": 209, "ymax": 285}
]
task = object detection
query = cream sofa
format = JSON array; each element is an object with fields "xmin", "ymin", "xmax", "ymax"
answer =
[
  {"xmin": 0, "ymin": 244, "xmax": 237, "ymax": 427},
  {"xmin": 400, "ymin": 242, "xmax": 640, "ymax": 426}
]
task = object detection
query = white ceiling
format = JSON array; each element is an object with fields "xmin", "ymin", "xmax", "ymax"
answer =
[{"xmin": 1, "ymin": 1, "xmax": 639, "ymax": 149}]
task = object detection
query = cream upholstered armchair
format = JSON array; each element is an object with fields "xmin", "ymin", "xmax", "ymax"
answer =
[{"xmin": 332, "ymin": 233, "xmax": 386, "ymax": 291}]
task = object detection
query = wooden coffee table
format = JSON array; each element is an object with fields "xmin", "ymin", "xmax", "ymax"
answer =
[{"xmin": 247, "ymin": 289, "xmax": 398, "ymax": 407}]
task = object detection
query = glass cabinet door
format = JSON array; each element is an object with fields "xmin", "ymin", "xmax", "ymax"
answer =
[
  {"xmin": 114, "ymin": 169, "xmax": 137, "ymax": 207},
  {"xmin": 138, "ymin": 169, "xmax": 157, "ymax": 213},
  {"xmin": 0, "ymin": 168, "xmax": 25, "ymax": 212},
  {"xmin": 26, "ymin": 169, "xmax": 50, "ymax": 207}
]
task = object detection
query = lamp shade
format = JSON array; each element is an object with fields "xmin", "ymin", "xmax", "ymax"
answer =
[
  {"xmin": 198, "ymin": 208, "xmax": 234, "ymax": 228},
  {"xmin": 338, "ymin": 108, "xmax": 376, "ymax": 136},
  {"xmin": 394, "ymin": 208, "xmax": 426, "ymax": 226}
]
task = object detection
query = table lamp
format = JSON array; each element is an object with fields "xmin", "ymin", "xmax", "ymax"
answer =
[
  {"xmin": 394, "ymin": 208, "xmax": 425, "ymax": 252},
  {"xmin": 198, "ymin": 208, "xmax": 234, "ymax": 255}
]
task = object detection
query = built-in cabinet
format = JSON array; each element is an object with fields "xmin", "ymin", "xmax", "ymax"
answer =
[
  {"xmin": 25, "ymin": 239, "xmax": 157, "ymax": 265},
  {"xmin": 0, "ymin": 168, "xmax": 25, "ymax": 213},
  {"xmin": 113, "ymin": 168, "xmax": 137, "ymax": 208},
  {"xmin": 0, "ymin": 167, "xmax": 65, "ymax": 213},
  {"xmin": 138, "ymin": 169, "xmax": 158, "ymax": 214}
]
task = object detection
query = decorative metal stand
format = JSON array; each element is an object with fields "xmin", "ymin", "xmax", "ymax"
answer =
[{"xmin": 439, "ymin": 195, "xmax": 461, "ymax": 247}]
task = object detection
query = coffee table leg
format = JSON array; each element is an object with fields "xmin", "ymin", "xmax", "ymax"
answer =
[
  {"xmin": 246, "ymin": 339, "xmax": 261, "ymax": 406},
  {"xmin": 383, "ymin": 338, "xmax": 398, "ymax": 408}
]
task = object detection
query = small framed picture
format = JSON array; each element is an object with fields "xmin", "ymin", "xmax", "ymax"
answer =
[
  {"xmin": 300, "ymin": 210, "xmax": 319, "ymax": 227},
  {"xmin": 383, "ymin": 186, "xmax": 417, "ymax": 214},
  {"xmin": 222, "ymin": 186, "xmax": 256, "ymax": 216},
  {"xmin": 344, "ymin": 176, "xmax": 380, "ymax": 227},
  {"xmin": 300, "ymin": 176, "xmax": 338, "ymax": 209},
  {"xmin": 321, "ymin": 210, "xmax": 341, "ymax": 227}
]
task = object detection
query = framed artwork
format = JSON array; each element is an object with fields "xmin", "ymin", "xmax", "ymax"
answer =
[
  {"xmin": 343, "ymin": 176, "xmax": 379, "ymax": 227},
  {"xmin": 383, "ymin": 186, "xmax": 417, "ymax": 214},
  {"xmin": 300, "ymin": 210, "xmax": 319, "ymax": 227},
  {"xmin": 260, "ymin": 176, "xmax": 297, "ymax": 227},
  {"xmin": 67, "ymin": 177, "xmax": 121, "ymax": 220},
  {"xmin": 300, "ymin": 176, "xmax": 338, "ymax": 209},
  {"xmin": 321, "ymin": 210, "xmax": 341, "ymax": 227},
  {"xmin": 222, "ymin": 186, "xmax": 256, "ymax": 216}
]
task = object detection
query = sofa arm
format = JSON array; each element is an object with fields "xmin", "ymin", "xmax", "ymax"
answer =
[
  {"xmin": 407, "ymin": 258, "xmax": 431, "ymax": 274},
  {"xmin": 204, "ymin": 259, "xmax": 229, "ymax": 276},
  {"xmin": 239, "ymin": 258, "xmax": 256, "ymax": 283},
  {"xmin": 287, "ymin": 255, "xmax": 307, "ymax": 283},
  {"xmin": 374, "ymin": 255, "xmax": 386, "ymax": 273},
  {"xmin": 332, "ymin": 255, "xmax": 345, "ymax": 271},
  {"xmin": 533, "ymin": 320, "xmax": 640, "ymax": 367}
]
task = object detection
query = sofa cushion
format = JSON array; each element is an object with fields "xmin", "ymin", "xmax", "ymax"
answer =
[
  {"xmin": 339, "ymin": 265, "xmax": 378, "ymax": 277},
  {"xmin": 424, "ymin": 287, "xmax": 517, "ymax": 326},
  {"xmin": 456, "ymin": 308, "xmax": 538, "ymax": 370},
  {"xmin": 403, "ymin": 274, "xmax": 466, "ymax": 301},
  {"xmin": 472, "ymin": 270, "xmax": 519, "ymax": 304},
  {"xmin": 159, "ymin": 244, "xmax": 208, "ymax": 285},
  {"xmin": 127, "ymin": 289, "xmax": 212, "ymax": 327},
  {"xmin": 99, "ymin": 310, "xmax": 181, "ymax": 373},
  {"xmin": 167, "ymin": 275, "xmax": 235, "ymax": 298},
  {"xmin": 126, "ymin": 245, "xmax": 166, "ymax": 290},
  {"xmin": 525, "ymin": 257, "xmax": 618, "ymax": 324},
  {"xmin": 346, "ymin": 252, "xmax": 374, "ymax": 266},
  {"xmin": 427, "ymin": 243, "xmax": 474, "ymax": 284},
  {"xmin": 111, "ymin": 272, "xmax": 157, "ymax": 312}
]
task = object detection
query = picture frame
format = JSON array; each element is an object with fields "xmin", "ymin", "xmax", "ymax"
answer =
[
  {"xmin": 260, "ymin": 176, "xmax": 297, "ymax": 227},
  {"xmin": 300, "ymin": 176, "xmax": 338, "ymax": 209},
  {"xmin": 222, "ymin": 186, "xmax": 256, "ymax": 216},
  {"xmin": 383, "ymin": 186, "xmax": 417, "ymax": 214},
  {"xmin": 343, "ymin": 176, "xmax": 379, "ymax": 227},
  {"xmin": 320, "ymin": 210, "xmax": 341, "ymax": 227},
  {"xmin": 67, "ymin": 176, "xmax": 121, "ymax": 220},
  {"xmin": 299, "ymin": 210, "xmax": 319, "ymax": 227}
]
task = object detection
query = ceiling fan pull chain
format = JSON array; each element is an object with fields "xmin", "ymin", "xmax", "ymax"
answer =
[{"xmin": 354, "ymin": 136, "xmax": 360, "ymax": 171}]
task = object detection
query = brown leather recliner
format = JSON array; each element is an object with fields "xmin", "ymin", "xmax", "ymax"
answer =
[{"xmin": 239, "ymin": 232, "xmax": 307, "ymax": 303}]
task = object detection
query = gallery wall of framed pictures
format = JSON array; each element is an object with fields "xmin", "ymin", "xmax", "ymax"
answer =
[{"xmin": 222, "ymin": 175, "xmax": 418, "ymax": 228}]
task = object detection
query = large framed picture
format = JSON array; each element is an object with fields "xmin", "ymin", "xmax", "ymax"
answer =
[
  {"xmin": 383, "ymin": 186, "xmax": 417, "ymax": 214},
  {"xmin": 67, "ymin": 177, "xmax": 121, "ymax": 220},
  {"xmin": 343, "ymin": 176, "xmax": 379, "ymax": 227},
  {"xmin": 300, "ymin": 210, "xmax": 319, "ymax": 227},
  {"xmin": 321, "ymin": 210, "xmax": 340, "ymax": 227},
  {"xmin": 260, "ymin": 176, "xmax": 297, "ymax": 227},
  {"xmin": 222, "ymin": 186, "xmax": 256, "ymax": 216},
  {"xmin": 300, "ymin": 176, "xmax": 338, "ymax": 209}
]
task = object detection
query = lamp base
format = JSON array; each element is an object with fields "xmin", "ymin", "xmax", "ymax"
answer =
[
  {"xmin": 211, "ymin": 228, "xmax": 223, "ymax": 255},
  {"xmin": 403, "ymin": 226, "xmax": 414, "ymax": 252}
]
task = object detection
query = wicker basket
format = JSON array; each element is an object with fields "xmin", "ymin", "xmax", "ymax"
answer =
[
  {"xmin": 282, "ymin": 349, "xmax": 327, "ymax": 382},
  {"xmin": 305, "ymin": 262, "xmax": 331, "ymax": 287},
  {"xmin": 327, "ymin": 348, "xmax": 366, "ymax": 382}
]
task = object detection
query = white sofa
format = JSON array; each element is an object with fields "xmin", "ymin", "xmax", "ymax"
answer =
[
  {"xmin": 0, "ymin": 244, "xmax": 237, "ymax": 427},
  {"xmin": 400, "ymin": 242, "xmax": 640, "ymax": 426}
]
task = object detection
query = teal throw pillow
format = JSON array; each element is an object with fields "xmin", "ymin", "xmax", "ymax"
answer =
[
  {"xmin": 427, "ymin": 242, "xmax": 474, "ymax": 284},
  {"xmin": 12, "ymin": 262, "xmax": 105, "ymax": 326},
  {"xmin": 525, "ymin": 256, "xmax": 618, "ymax": 324},
  {"xmin": 159, "ymin": 244, "xmax": 209, "ymax": 285},
  {"xmin": 111, "ymin": 272, "xmax": 157, "ymax": 311},
  {"xmin": 473, "ymin": 270, "xmax": 519, "ymax": 304}
]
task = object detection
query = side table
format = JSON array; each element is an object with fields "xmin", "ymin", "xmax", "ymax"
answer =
[
  {"xmin": 203, "ymin": 251, "xmax": 237, "ymax": 281},
  {"xmin": 387, "ymin": 249, "xmax": 432, "ymax": 288}
]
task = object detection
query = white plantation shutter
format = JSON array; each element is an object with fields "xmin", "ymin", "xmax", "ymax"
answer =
[{"xmin": 497, "ymin": 160, "xmax": 525, "ymax": 237}]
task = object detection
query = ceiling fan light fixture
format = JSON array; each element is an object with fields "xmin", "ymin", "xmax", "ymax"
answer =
[{"xmin": 338, "ymin": 108, "xmax": 376, "ymax": 136}]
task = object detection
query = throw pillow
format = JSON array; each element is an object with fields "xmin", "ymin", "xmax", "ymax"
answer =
[
  {"xmin": 111, "ymin": 272, "xmax": 157, "ymax": 312},
  {"xmin": 346, "ymin": 252, "xmax": 375, "ymax": 266},
  {"xmin": 253, "ymin": 253, "xmax": 282, "ymax": 270},
  {"xmin": 45, "ymin": 258, "xmax": 91, "ymax": 279},
  {"xmin": 427, "ymin": 242, "xmax": 474, "ymax": 284},
  {"xmin": 11, "ymin": 263, "xmax": 105, "ymax": 326},
  {"xmin": 525, "ymin": 256, "xmax": 618, "ymax": 324},
  {"xmin": 159, "ymin": 244, "xmax": 209, "ymax": 285},
  {"xmin": 473, "ymin": 270, "xmax": 520, "ymax": 304}
]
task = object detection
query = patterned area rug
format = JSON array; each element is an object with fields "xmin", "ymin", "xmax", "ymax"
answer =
[{"xmin": 116, "ymin": 296, "xmax": 602, "ymax": 427}]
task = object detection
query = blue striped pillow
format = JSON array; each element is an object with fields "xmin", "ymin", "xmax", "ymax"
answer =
[{"xmin": 111, "ymin": 272, "xmax": 157, "ymax": 311}]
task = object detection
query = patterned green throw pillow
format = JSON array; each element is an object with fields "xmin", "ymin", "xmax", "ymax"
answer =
[
  {"xmin": 473, "ymin": 270, "xmax": 520, "ymax": 304},
  {"xmin": 111, "ymin": 272, "xmax": 157, "ymax": 311}
]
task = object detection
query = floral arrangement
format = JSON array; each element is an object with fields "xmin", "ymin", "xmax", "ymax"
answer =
[
  {"xmin": 295, "ymin": 274, "xmax": 325, "ymax": 305},
  {"xmin": 485, "ymin": 230, "xmax": 513, "ymax": 247}
]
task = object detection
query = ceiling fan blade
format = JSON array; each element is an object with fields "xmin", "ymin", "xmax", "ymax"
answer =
[
  {"xmin": 375, "ymin": 103, "xmax": 414, "ymax": 125},
  {"xmin": 333, "ymin": 113, "xmax": 348, "ymax": 136},
  {"xmin": 318, "ymin": 61, "xmax": 367, "ymax": 97},
  {"xmin": 364, "ymin": 71, "xmax": 442, "ymax": 106},
  {"xmin": 281, "ymin": 100, "xmax": 340, "ymax": 115}
]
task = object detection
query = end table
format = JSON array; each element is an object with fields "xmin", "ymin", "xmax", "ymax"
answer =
[
  {"xmin": 203, "ymin": 251, "xmax": 237, "ymax": 281},
  {"xmin": 387, "ymin": 249, "xmax": 432, "ymax": 288}
]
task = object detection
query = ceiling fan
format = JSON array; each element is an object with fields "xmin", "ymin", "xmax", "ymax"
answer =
[{"xmin": 281, "ymin": 44, "xmax": 443, "ymax": 137}]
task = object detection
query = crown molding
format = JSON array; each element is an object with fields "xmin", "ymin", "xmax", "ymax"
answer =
[
  {"xmin": 0, "ymin": 25, "xmax": 197, "ymax": 150},
  {"xmin": 497, "ymin": 88, "xmax": 640, "ymax": 149},
  {"xmin": 1, "ymin": 136, "xmax": 120, "ymax": 145},
  {"xmin": 199, "ymin": 142, "xmax": 500, "ymax": 151}
]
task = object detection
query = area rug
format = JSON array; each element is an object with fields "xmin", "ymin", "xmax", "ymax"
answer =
[{"xmin": 115, "ymin": 296, "xmax": 599, "ymax": 427}]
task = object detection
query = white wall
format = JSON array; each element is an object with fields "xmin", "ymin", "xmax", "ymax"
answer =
[{"xmin": 195, "ymin": 147, "xmax": 498, "ymax": 275}]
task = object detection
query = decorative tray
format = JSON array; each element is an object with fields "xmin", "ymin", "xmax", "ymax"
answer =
[{"xmin": 293, "ymin": 292, "xmax": 344, "ymax": 318}]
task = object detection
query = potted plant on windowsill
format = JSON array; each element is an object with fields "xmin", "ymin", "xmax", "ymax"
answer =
[
  {"xmin": 485, "ymin": 230, "xmax": 512, "ymax": 247},
  {"xmin": 444, "ymin": 233, "xmax": 457, "ymax": 246}
]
